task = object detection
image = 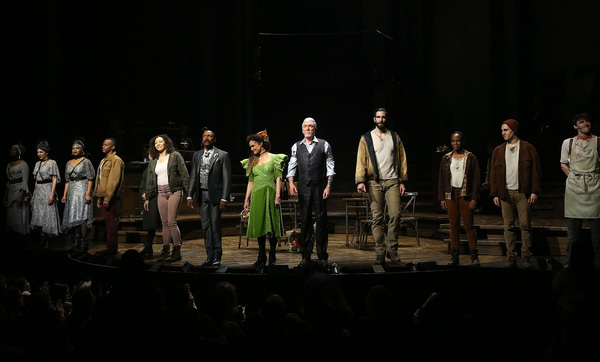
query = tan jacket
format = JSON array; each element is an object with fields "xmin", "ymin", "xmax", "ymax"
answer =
[
  {"xmin": 94, "ymin": 153, "xmax": 125, "ymax": 202},
  {"xmin": 355, "ymin": 130, "xmax": 407, "ymax": 185}
]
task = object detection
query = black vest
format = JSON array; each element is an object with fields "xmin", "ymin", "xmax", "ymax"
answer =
[{"xmin": 296, "ymin": 140, "xmax": 327, "ymax": 182}]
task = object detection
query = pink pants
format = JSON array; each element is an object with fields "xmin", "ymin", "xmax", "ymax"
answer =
[{"xmin": 157, "ymin": 185, "xmax": 182, "ymax": 246}]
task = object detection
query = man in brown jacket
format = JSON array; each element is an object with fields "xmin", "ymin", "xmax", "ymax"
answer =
[
  {"xmin": 94, "ymin": 138, "xmax": 125, "ymax": 256},
  {"xmin": 490, "ymin": 119, "xmax": 542, "ymax": 269}
]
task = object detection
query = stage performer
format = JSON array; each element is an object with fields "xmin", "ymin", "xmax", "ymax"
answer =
[
  {"xmin": 560, "ymin": 112, "xmax": 600, "ymax": 270},
  {"xmin": 61, "ymin": 137, "xmax": 95, "ymax": 252},
  {"xmin": 4, "ymin": 143, "xmax": 30, "ymax": 240},
  {"xmin": 139, "ymin": 153, "xmax": 162, "ymax": 259},
  {"xmin": 490, "ymin": 119, "xmax": 542, "ymax": 269},
  {"xmin": 30, "ymin": 140, "xmax": 61, "ymax": 248},
  {"xmin": 355, "ymin": 108, "xmax": 408, "ymax": 265},
  {"xmin": 144, "ymin": 134, "xmax": 189, "ymax": 263},
  {"xmin": 242, "ymin": 130, "xmax": 288, "ymax": 267},
  {"xmin": 287, "ymin": 117, "xmax": 335, "ymax": 269},
  {"xmin": 94, "ymin": 138, "xmax": 125, "ymax": 256},
  {"xmin": 187, "ymin": 129, "xmax": 231, "ymax": 266},
  {"xmin": 437, "ymin": 131, "xmax": 481, "ymax": 266}
]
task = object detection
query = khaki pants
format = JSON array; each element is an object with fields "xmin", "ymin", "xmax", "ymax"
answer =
[
  {"xmin": 500, "ymin": 190, "xmax": 532, "ymax": 257},
  {"xmin": 368, "ymin": 179, "xmax": 401, "ymax": 256}
]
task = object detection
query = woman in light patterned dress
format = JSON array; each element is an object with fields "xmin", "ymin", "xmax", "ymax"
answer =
[
  {"xmin": 3, "ymin": 143, "xmax": 30, "ymax": 240},
  {"xmin": 61, "ymin": 138, "xmax": 95, "ymax": 252},
  {"xmin": 30, "ymin": 140, "xmax": 61, "ymax": 247}
]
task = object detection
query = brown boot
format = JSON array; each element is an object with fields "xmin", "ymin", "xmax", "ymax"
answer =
[
  {"xmin": 447, "ymin": 250, "xmax": 459, "ymax": 266},
  {"xmin": 504, "ymin": 255, "xmax": 516, "ymax": 268},
  {"xmin": 522, "ymin": 256, "xmax": 533, "ymax": 269},
  {"xmin": 387, "ymin": 251, "xmax": 401, "ymax": 263}
]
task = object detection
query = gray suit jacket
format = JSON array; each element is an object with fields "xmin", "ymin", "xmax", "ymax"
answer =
[{"xmin": 188, "ymin": 147, "xmax": 232, "ymax": 204}]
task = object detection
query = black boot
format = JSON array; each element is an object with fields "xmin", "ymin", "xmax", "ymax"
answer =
[
  {"xmin": 254, "ymin": 237, "xmax": 267, "ymax": 267},
  {"xmin": 448, "ymin": 249, "xmax": 460, "ymax": 266},
  {"xmin": 157, "ymin": 245, "xmax": 170, "ymax": 262},
  {"xmin": 165, "ymin": 245, "xmax": 182, "ymax": 263},
  {"xmin": 72, "ymin": 237, "xmax": 82, "ymax": 252},
  {"xmin": 140, "ymin": 241, "xmax": 153, "ymax": 259},
  {"xmin": 268, "ymin": 237, "xmax": 277, "ymax": 266},
  {"xmin": 80, "ymin": 238, "xmax": 89, "ymax": 252}
]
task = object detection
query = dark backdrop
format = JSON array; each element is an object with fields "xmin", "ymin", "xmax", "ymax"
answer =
[{"xmin": 4, "ymin": 0, "xmax": 600, "ymax": 192}]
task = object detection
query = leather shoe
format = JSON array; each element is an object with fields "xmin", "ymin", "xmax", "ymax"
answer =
[
  {"xmin": 375, "ymin": 254, "xmax": 385, "ymax": 265},
  {"xmin": 202, "ymin": 258, "xmax": 214, "ymax": 266},
  {"xmin": 211, "ymin": 259, "xmax": 221, "ymax": 267}
]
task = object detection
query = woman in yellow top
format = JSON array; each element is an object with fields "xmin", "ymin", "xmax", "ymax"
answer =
[{"xmin": 241, "ymin": 130, "xmax": 288, "ymax": 267}]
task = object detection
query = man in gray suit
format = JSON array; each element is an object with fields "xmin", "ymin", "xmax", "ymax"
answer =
[{"xmin": 187, "ymin": 129, "xmax": 232, "ymax": 266}]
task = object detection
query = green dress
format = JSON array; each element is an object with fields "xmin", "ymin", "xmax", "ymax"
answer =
[{"xmin": 241, "ymin": 153, "xmax": 288, "ymax": 238}]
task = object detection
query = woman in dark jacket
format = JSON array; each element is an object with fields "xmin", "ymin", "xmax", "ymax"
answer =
[
  {"xmin": 437, "ymin": 131, "xmax": 481, "ymax": 266},
  {"xmin": 144, "ymin": 134, "xmax": 189, "ymax": 262}
]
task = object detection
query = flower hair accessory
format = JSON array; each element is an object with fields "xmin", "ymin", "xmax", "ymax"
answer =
[{"xmin": 258, "ymin": 130, "xmax": 269, "ymax": 143}]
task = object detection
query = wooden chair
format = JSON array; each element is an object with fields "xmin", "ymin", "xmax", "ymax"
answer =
[
  {"xmin": 400, "ymin": 192, "xmax": 420, "ymax": 246},
  {"xmin": 356, "ymin": 191, "xmax": 420, "ymax": 247}
]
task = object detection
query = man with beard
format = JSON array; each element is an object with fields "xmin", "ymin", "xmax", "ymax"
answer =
[
  {"xmin": 187, "ymin": 128, "xmax": 232, "ymax": 266},
  {"xmin": 560, "ymin": 112, "xmax": 600, "ymax": 270},
  {"xmin": 355, "ymin": 108, "xmax": 408, "ymax": 265}
]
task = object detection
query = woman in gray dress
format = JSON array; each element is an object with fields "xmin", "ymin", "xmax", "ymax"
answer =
[
  {"xmin": 3, "ymin": 143, "xmax": 30, "ymax": 240},
  {"xmin": 30, "ymin": 140, "xmax": 61, "ymax": 247},
  {"xmin": 61, "ymin": 138, "xmax": 95, "ymax": 252}
]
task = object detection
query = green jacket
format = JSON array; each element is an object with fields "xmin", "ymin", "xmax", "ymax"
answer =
[{"xmin": 144, "ymin": 151, "xmax": 189, "ymax": 200}]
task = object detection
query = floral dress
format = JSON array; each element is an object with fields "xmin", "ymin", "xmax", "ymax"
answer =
[
  {"xmin": 61, "ymin": 158, "xmax": 95, "ymax": 231},
  {"xmin": 5, "ymin": 161, "xmax": 30, "ymax": 235},
  {"xmin": 30, "ymin": 160, "xmax": 61, "ymax": 236},
  {"xmin": 241, "ymin": 154, "xmax": 288, "ymax": 238}
]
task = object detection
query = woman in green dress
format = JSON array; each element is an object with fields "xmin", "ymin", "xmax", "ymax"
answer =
[{"xmin": 241, "ymin": 130, "xmax": 288, "ymax": 267}]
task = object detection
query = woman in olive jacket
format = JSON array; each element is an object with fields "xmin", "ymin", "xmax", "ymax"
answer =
[
  {"xmin": 144, "ymin": 134, "xmax": 189, "ymax": 262},
  {"xmin": 437, "ymin": 131, "xmax": 481, "ymax": 266}
]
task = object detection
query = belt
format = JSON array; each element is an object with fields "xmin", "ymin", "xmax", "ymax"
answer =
[
  {"xmin": 37, "ymin": 179, "xmax": 52, "ymax": 184},
  {"xmin": 9, "ymin": 177, "xmax": 23, "ymax": 184},
  {"xmin": 69, "ymin": 176, "xmax": 88, "ymax": 181}
]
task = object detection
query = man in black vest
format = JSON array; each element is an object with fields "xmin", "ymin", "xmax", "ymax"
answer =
[{"xmin": 288, "ymin": 117, "xmax": 335, "ymax": 269}]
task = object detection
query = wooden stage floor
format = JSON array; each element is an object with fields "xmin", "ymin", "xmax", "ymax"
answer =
[{"xmin": 86, "ymin": 232, "xmax": 567, "ymax": 271}]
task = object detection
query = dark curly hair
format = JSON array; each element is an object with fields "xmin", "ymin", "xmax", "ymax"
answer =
[
  {"xmin": 245, "ymin": 132, "xmax": 271, "ymax": 174},
  {"xmin": 148, "ymin": 134, "xmax": 176, "ymax": 160}
]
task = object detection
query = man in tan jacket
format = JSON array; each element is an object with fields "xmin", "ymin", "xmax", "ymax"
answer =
[
  {"xmin": 355, "ymin": 108, "xmax": 408, "ymax": 265},
  {"xmin": 94, "ymin": 138, "xmax": 125, "ymax": 256}
]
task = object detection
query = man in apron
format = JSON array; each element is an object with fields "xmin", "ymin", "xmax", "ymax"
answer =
[{"xmin": 560, "ymin": 112, "xmax": 600, "ymax": 270}]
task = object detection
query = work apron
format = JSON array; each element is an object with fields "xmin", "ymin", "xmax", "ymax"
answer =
[{"xmin": 564, "ymin": 137, "xmax": 600, "ymax": 218}]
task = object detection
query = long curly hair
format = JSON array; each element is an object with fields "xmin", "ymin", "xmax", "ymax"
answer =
[
  {"xmin": 245, "ymin": 132, "xmax": 271, "ymax": 174},
  {"xmin": 148, "ymin": 134, "xmax": 176, "ymax": 160}
]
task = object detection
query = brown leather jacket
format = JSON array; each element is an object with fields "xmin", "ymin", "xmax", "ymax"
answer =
[{"xmin": 489, "ymin": 140, "xmax": 542, "ymax": 200}]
